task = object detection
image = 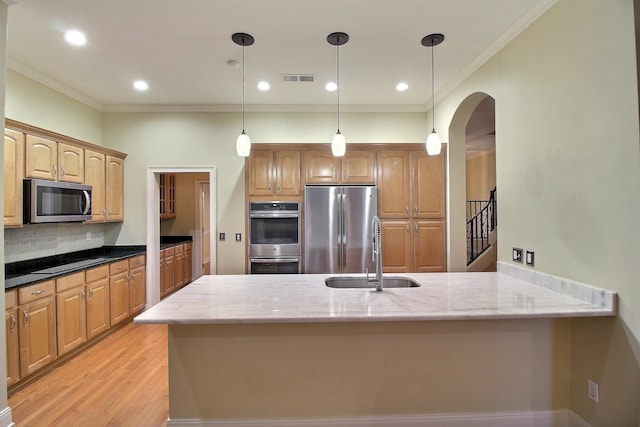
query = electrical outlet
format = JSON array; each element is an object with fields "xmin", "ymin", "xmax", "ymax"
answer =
[
  {"xmin": 219, "ymin": 232, "xmax": 225, "ymax": 241},
  {"xmin": 235, "ymin": 233, "xmax": 242, "ymax": 242},
  {"xmin": 86, "ymin": 232, "xmax": 91, "ymax": 241},
  {"xmin": 512, "ymin": 247, "xmax": 523, "ymax": 263},
  {"xmin": 526, "ymin": 250, "xmax": 535, "ymax": 267},
  {"xmin": 588, "ymin": 379, "xmax": 599, "ymax": 403}
]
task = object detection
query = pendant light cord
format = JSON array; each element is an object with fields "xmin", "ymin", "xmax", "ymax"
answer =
[
  {"xmin": 336, "ymin": 40, "xmax": 341, "ymax": 132},
  {"xmin": 431, "ymin": 44, "xmax": 435, "ymax": 132},
  {"xmin": 241, "ymin": 41, "xmax": 246, "ymax": 133}
]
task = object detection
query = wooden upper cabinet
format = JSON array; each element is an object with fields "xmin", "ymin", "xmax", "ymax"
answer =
[
  {"xmin": 84, "ymin": 149, "xmax": 106, "ymax": 222},
  {"xmin": 274, "ymin": 151, "xmax": 301, "ymax": 195},
  {"xmin": 4, "ymin": 129, "xmax": 25, "ymax": 227},
  {"xmin": 57, "ymin": 143, "xmax": 84, "ymax": 183},
  {"xmin": 342, "ymin": 151, "xmax": 375, "ymax": 184},
  {"xmin": 105, "ymin": 155, "xmax": 124, "ymax": 221},
  {"xmin": 248, "ymin": 150, "xmax": 300, "ymax": 196},
  {"xmin": 412, "ymin": 150, "xmax": 446, "ymax": 219},
  {"xmin": 305, "ymin": 151, "xmax": 340, "ymax": 184},
  {"xmin": 159, "ymin": 173, "xmax": 176, "ymax": 219},
  {"xmin": 376, "ymin": 151, "xmax": 411, "ymax": 218},
  {"xmin": 304, "ymin": 150, "xmax": 373, "ymax": 184},
  {"xmin": 25, "ymin": 134, "xmax": 57, "ymax": 180}
]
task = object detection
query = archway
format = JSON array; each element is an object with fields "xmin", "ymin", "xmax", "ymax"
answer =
[{"xmin": 446, "ymin": 92, "xmax": 496, "ymax": 271}]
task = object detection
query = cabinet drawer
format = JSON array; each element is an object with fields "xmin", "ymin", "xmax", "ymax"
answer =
[
  {"xmin": 163, "ymin": 246, "xmax": 175, "ymax": 257},
  {"xmin": 56, "ymin": 271, "xmax": 85, "ymax": 293},
  {"xmin": 109, "ymin": 260, "xmax": 128, "ymax": 275},
  {"xmin": 18, "ymin": 280, "xmax": 55, "ymax": 304},
  {"xmin": 86, "ymin": 264, "xmax": 109, "ymax": 282},
  {"xmin": 174, "ymin": 244, "xmax": 183, "ymax": 254},
  {"xmin": 129, "ymin": 255, "xmax": 146, "ymax": 269},
  {"xmin": 5, "ymin": 289, "xmax": 17, "ymax": 309}
]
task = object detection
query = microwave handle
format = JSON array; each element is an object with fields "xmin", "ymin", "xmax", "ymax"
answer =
[{"xmin": 82, "ymin": 190, "xmax": 91, "ymax": 215}]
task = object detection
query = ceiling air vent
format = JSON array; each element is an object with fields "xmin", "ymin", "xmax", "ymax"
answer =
[{"xmin": 281, "ymin": 74, "xmax": 315, "ymax": 83}]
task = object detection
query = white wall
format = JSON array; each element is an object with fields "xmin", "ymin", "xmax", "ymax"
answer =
[{"xmin": 437, "ymin": 0, "xmax": 640, "ymax": 423}]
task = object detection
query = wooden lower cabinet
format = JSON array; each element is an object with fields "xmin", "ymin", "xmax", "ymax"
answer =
[
  {"xmin": 129, "ymin": 255, "xmax": 146, "ymax": 314},
  {"xmin": 381, "ymin": 219, "xmax": 446, "ymax": 273},
  {"xmin": 161, "ymin": 247, "xmax": 175, "ymax": 297},
  {"xmin": 18, "ymin": 280, "xmax": 57, "ymax": 378},
  {"xmin": 5, "ymin": 290, "xmax": 19, "ymax": 387},
  {"xmin": 174, "ymin": 244, "xmax": 184, "ymax": 289},
  {"xmin": 86, "ymin": 265, "xmax": 110, "ymax": 340},
  {"xmin": 56, "ymin": 286, "xmax": 87, "ymax": 357},
  {"xmin": 184, "ymin": 242, "xmax": 193, "ymax": 285},
  {"xmin": 109, "ymin": 260, "xmax": 130, "ymax": 326}
]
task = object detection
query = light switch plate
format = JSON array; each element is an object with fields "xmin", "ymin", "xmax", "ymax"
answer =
[
  {"xmin": 513, "ymin": 247, "xmax": 523, "ymax": 263},
  {"xmin": 235, "ymin": 233, "xmax": 242, "ymax": 242},
  {"xmin": 219, "ymin": 232, "xmax": 225, "ymax": 241},
  {"xmin": 526, "ymin": 250, "xmax": 535, "ymax": 267}
]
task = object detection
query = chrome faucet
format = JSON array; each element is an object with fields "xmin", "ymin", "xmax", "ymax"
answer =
[{"xmin": 371, "ymin": 215, "xmax": 383, "ymax": 291}]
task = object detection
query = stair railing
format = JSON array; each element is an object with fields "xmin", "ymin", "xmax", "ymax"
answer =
[{"xmin": 466, "ymin": 188, "xmax": 497, "ymax": 265}]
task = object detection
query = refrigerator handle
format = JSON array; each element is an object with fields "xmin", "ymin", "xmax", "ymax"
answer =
[{"xmin": 340, "ymin": 190, "xmax": 346, "ymax": 272}]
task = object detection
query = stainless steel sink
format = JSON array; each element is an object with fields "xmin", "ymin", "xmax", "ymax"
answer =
[{"xmin": 325, "ymin": 276, "xmax": 421, "ymax": 289}]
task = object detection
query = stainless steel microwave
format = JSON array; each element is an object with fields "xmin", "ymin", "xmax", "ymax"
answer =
[{"xmin": 23, "ymin": 179, "xmax": 92, "ymax": 223}]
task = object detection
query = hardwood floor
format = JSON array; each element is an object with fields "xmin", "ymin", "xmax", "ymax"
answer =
[{"xmin": 8, "ymin": 322, "xmax": 168, "ymax": 426}]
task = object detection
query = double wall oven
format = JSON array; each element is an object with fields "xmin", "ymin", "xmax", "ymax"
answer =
[{"xmin": 248, "ymin": 202, "xmax": 301, "ymax": 274}]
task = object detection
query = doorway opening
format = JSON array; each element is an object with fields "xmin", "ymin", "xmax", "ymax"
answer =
[{"xmin": 146, "ymin": 166, "xmax": 217, "ymax": 308}]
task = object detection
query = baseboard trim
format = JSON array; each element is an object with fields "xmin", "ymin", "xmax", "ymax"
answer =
[
  {"xmin": 0, "ymin": 406, "xmax": 14, "ymax": 427},
  {"xmin": 167, "ymin": 410, "xmax": 574, "ymax": 427}
]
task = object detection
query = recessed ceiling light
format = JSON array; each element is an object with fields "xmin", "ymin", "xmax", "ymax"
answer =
[
  {"xmin": 396, "ymin": 82, "xmax": 409, "ymax": 91},
  {"xmin": 325, "ymin": 82, "xmax": 337, "ymax": 92},
  {"xmin": 133, "ymin": 80, "xmax": 149, "ymax": 91},
  {"xmin": 257, "ymin": 81, "xmax": 270, "ymax": 91},
  {"xmin": 63, "ymin": 30, "xmax": 87, "ymax": 46}
]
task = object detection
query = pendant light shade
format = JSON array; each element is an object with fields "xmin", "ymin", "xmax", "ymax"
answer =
[
  {"xmin": 328, "ymin": 32, "xmax": 349, "ymax": 157},
  {"xmin": 232, "ymin": 32, "xmax": 254, "ymax": 157},
  {"xmin": 421, "ymin": 33, "xmax": 444, "ymax": 156}
]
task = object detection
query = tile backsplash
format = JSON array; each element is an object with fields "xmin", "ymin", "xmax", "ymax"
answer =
[{"xmin": 4, "ymin": 223, "xmax": 105, "ymax": 263}]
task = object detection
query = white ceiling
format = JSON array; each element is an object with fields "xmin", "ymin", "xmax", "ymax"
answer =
[{"xmin": 6, "ymin": 0, "xmax": 554, "ymax": 113}]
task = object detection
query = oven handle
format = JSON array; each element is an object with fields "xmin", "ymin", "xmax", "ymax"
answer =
[
  {"xmin": 250, "ymin": 257, "xmax": 300, "ymax": 264},
  {"xmin": 249, "ymin": 212, "xmax": 299, "ymax": 219}
]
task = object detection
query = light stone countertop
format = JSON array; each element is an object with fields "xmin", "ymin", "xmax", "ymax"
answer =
[{"xmin": 134, "ymin": 270, "xmax": 616, "ymax": 325}]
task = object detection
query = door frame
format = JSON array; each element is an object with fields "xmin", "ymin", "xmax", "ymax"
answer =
[
  {"xmin": 194, "ymin": 179, "xmax": 210, "ymax": 278},
  {"xmin": 146, "ymin": 166, "xmax": 217, "ymax": 308}
]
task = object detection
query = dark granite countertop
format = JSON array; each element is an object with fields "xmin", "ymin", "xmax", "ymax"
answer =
[
  {"xmin": 5, "ymin": 245, "xmax": 146, "ymax": 290},
  {"xmin": 160, "ymin": 235, "xmax": 193, "ymax": 249}
]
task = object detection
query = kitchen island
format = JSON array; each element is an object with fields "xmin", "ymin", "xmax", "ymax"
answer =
[{"xmin": 135, "ymin": 264, "xmax": 616, "ymax": 426}]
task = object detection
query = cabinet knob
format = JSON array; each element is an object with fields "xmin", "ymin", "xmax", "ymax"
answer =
[
  {"xmin": 415, "ymin": 223, "xmax": 418, "ymax": 234},
  {"xmin": 414, "ymin": 206, "xmax": 418, "ymax": 214},
  {"xmin": 61, "ymin": 166, "xmax": 66, "ymax": 178},
  {"xmin": 52, "ymin": 164, "xmax": 57, "ymax": 177},
  {"xmin": 405, "ymin": 206, "xmax": 409, "ymax": 215},
  {"xmin": 22, "ymin": 311, "xmax": 29, "ymax": 328},
  {"xmin": 9, "ymin": 314, "xmax": 16, "ymax": 332},
  {"xmin": 31, "ymin": 289, "xmax": 44, "ymax": 296}
]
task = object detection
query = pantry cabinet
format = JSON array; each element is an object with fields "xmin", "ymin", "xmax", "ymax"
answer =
[
  {"xmin": 4, "ymin": 129, "xmax": 25, "ymax": 227},
  {"xmin": 18, "ymin": 280, "xmax": 57, "ymax": 378},
  {"xmin": 5, "ymin": 290, "xmax": 19, "ymax": 387},
  {"xmin": 247, "ymin": 150, "xmax": 300, "ymax": 196}
]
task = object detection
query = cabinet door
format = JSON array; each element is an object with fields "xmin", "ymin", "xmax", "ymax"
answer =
[
  {"xmin": 129, "ymin": 266, "xmax": 146, "ymax": 314},
  {"xmin": 5, "ymin": 307, "xmax": 20, "ymax": 386},
  {"xmin": 58, "ymin": 143, "xmax": 84, "ymax": 184},
  {"xmin": 184, "ymin": 244, "xmax": 193, "ymax": 284},
  {"xmin": 275, "ymin": 151, "xmax": 301, "ymax": 195},
  {"xmin": 160, "ymin": 173, "xmax": 176, "ymax": 219},
  {"xmin": 25, "ymin": 134, "xmax": 57, "ymax": 180},
  {"xmin": 4, "ymin": 129, "xmax": 25, "ymax": 227},
  {"xmin": 376, "ymin": 151, "xmax": 411, "ymax": 218},
  {"xmin": 380, "ymin": 220, "xmax": 412, "ymax": 273},
  {"xmin": 174, "ymin": 245, "xmax": 184, "ymax": 289},
  {"xmin": 342, "ymin": 151, "xmax": 375, "ymax": 184},
  {"xmin": 305, "ymin": 151, "xmax": 340, "ymax": 184},
  {"xmin": 109, "ymin": 273, "xmax": 130, "ymax": 325},
  {"xmin": 86, "ymin": 278, "xmax": 110, "ymax": 339},
  {"xmin": 164, "ymin": 254, "xmax": 175, "ymax": 295},
  {"xmin": 413, "ymin": 220, "xmax": 447, "ymax": 272},
  {"xmin": 105, "ymin": 155, "xmax": 124, "ymax": 221},
  {"xmin": 247, "ymin": 151, "xmax": 275, "ymax": 196},
  {"xmin": 56, "ymin": 286, "xmax": 87, "ymax": 356},
  {"xmin": 84, "ymin": 149, "xmax": 106, "ymax": 222},
  {"xmin": 19, "ymin": 297, "xmax": 56, "ymax": 377},
  {"xmin": 412, "ymin": 150, "xmax": 446, "ymax": 219}
]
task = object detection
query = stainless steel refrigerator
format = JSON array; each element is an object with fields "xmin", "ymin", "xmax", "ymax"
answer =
[{"xmin": 304, "ymin": 185, "xmax": 377, "ymax": 274}]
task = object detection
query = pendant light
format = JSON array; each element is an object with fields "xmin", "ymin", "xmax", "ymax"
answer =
[
  {"xmin": 327, "ymin": 32, "xmax": 349, "ymax": 157},
  {"xmin": 232, "ymin": 32, "xmax": 254, "ymax": 157},
  {"xmin": 421, "ymin": 33, "xmax": 444, "ymax": 156}
]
